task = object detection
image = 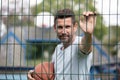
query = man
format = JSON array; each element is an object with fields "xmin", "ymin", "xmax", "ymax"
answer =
[{"xmin": 28, "ymin": 8, "xmax": 96, "ymax": 80}]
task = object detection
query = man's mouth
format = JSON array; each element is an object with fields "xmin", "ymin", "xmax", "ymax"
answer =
[{"xmin": 60, "ymin": 36, "xmax": 68, "ymax": 39}]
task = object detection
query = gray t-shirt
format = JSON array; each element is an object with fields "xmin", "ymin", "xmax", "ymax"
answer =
[{"xmin": 52, "ymin": 36, "xmax": 93, "ymax": 80}]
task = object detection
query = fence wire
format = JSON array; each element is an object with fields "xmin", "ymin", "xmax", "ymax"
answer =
[{"xmin": 0, "ymin": 0, "xmax": 120, "ymax": 80}]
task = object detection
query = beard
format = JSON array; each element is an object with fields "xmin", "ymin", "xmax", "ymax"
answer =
[{"xmin": 57, "ymin": 34, "xmax": 73, "ymax": 44}]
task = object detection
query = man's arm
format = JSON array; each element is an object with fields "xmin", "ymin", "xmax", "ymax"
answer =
[
  {"xmin": 79, "ymin": 33, "xmax": 92, "ymax": 54},
  {"xmin": 79, "ymin": 11, "xmax": 96, "ymax": 54}
]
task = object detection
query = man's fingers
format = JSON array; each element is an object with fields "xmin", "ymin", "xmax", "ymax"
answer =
[
  {"xmin": 80, "ymin": 11, "xmax": 97, "ymax": 25},
  {"xmin": 27, "ymin": 70, "xmax": 35, "ymax": 80},
  {"xmin": 80, "ymin": 11, "xmax": 96, "ymax": 21},
  {"xmin": 83, "ymin": 11, "xmax": 96, "ymax": 16}
]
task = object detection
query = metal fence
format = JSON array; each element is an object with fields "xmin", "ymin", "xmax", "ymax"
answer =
[{"xmin": 0, "ymin": 0, "xmax": 120, "ymax": 80}]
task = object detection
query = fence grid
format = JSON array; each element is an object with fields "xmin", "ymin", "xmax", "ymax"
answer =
[{"xmin": 0, "ymin": 0, "xmax": 120, "ymax": 80}]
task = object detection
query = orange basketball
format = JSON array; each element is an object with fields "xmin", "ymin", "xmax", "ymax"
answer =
[{"xmin": 32, "ymin": 62, "xmax": 55, "ymax": 80}]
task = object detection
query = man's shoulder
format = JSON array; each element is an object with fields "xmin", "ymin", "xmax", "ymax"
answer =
[
  {"xmin": 55, "ymin": 43, "xmax": 63, "ymax": 49},
  {"xmin": 73, "ymin": 36, "xmax": 82, "ymax": 44}
]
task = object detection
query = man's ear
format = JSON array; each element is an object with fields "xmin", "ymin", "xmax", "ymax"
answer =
[{"xmin": 54, "ymin": 24, "xmax": 57, "ymax": 32}]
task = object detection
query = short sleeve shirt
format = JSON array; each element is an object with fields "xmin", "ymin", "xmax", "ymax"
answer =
[{"xmin": 52, "ymin": 36, "xmax": 93, "ymax": 80}]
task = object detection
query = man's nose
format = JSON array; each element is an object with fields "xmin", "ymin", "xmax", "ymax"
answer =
[{"xmin": 61, "ymin": 28, "xmax": 67, "ymax": 34}]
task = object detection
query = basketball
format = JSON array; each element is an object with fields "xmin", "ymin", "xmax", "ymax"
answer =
[{"xmin": 32, "ymin": 62, "xmax": 55, "ymax": 80}]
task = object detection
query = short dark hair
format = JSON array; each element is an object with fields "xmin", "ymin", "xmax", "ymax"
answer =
[{"xmin": 54, "ymin": 9, "xmax": 76, "ymax": 24}]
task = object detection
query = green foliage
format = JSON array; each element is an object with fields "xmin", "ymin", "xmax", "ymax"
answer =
[
  {"xmin": 94, "ymin": 14, "xmax": 107, "ymax": 40},
  {"xmin": 110, "ymin": 26, "xmax": 120, "ymax": 41},
  {"xmin": 103, "ymin": 26, "xmax": 120, "ymax": 55},
  {"xmin": 105, "ymin": 26, "xmax": 120, "ymax": 44},
  {"xmin": 26, "ymin": 42, "xmax": 57, "ymax": 59}
]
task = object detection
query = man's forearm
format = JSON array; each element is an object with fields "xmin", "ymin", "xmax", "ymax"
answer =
[{"xmin": 79, "ymin": 33, "xmax": 92, "ymax": 54}]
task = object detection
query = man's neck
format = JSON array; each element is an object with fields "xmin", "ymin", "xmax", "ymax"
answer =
[{"xmin": 62, "ymin": 35, "xmax": 76, "ymax": 50}]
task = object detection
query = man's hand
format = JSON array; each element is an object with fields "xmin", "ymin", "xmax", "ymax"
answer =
[
  {"xmin": 27, "ymin": 70, "xmax": 35, "ymax": 80},
  {"xmin": 80, "ymin": 11, "xmax": 96, "ymax": 34},
  {"xmin": 79, "ymin": 11, "xmax": 96, "ymax": 54}
]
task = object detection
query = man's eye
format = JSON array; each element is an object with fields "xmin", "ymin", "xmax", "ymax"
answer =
[
  {"xmin": 65, "ymin": 25, "xmax": 71, "ymax": 28},
  {"xmin": 57, "ymin": 26, "xmax": 63, "ymax": 29}
]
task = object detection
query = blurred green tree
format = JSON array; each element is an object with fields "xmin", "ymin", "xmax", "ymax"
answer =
[{"xmin": 103, "ymin": 26, "xmax": 120, "ymax": 55}]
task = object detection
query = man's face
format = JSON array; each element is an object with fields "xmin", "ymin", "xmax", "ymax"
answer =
[{"xmin": 54, "ymin": 17, "xmax": 77, "ymax": 43}]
